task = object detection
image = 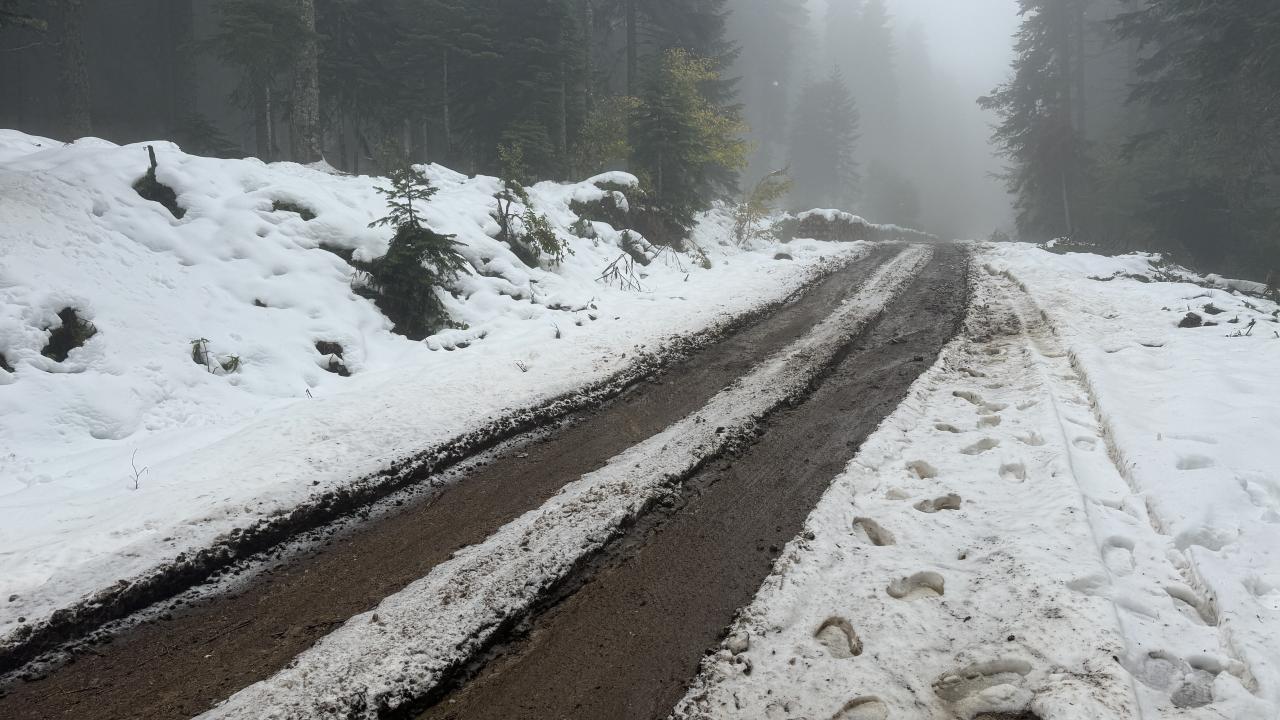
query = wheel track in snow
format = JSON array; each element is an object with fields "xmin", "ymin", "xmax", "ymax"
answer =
[
  {"xmin": 402, "ymin": 245, "xmax": 969, "ymax": 720},
  {"xmin": 0, "ymin": 246, "xmax": 911, "ymax": 719},
  {"xmin": 991, "ymin": 265, "xmax": 1260, "ymax": 717}
]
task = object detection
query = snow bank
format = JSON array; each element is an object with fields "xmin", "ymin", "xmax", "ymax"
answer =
[
  {"xmin": 677, "ymin": 244, "xmax": 1280, "ymax": 719},
  {"xmin": 987, "ymin": 244, "xmax": 1280, "ymax": 716},
  {"xmin": 785, "ymin": 208, "xmax": 939, "ymax": 243},
  {"xmin": 0, "ymin": 130, "xmax": 858, "ymax": 645}
]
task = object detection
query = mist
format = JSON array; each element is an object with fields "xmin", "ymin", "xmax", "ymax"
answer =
[{"xmin": 732, "ymin": 0, "xmax": 1018, "ymax": 240}]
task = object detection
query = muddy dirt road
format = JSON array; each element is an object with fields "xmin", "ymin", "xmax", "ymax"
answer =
[
  {"xmin": 414, "ymin": 245, "xmax": 969, "ymax": 720},
  {"xmin": 0, "ymin": 243, "xmax": 969, "ymax": 720}
]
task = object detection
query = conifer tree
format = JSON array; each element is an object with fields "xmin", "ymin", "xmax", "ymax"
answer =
[
  {"xmin": 356, "ymin": 168, "xmax": 471, "ymax": 340},
  {"xmin": 632, "ymin": 48, "xmax": 748, "ymax": 240},
  {"xmin": 788, "ymin": 69, "xmax": 860, "ymax": 211},
  {"xmin": 979, "ymin": 0, "xmax": 1091, "ymax": 241}
]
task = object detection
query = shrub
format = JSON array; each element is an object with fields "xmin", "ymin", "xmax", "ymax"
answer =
[
  {"xmin": 733, "ymin": 169, "xmax": 792, "ymax": 246},
  {"xmin": 492, "ymin": 144, "xmax": 571, "ymax": 268},
  {"xmin": 355, "ymin": 167, "xmax": 470, "ymax": 341},
  {"xmin": 42, "ymin": 308, "xmax": 97, "ymax": 362},
  {"xmin": 272, "ymin": 199, "xmax": 317, "ymax": 221}
]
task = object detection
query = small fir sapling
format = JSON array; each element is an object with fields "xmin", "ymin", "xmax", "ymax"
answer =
[{"xmin": 354, "ymin": 167, "xmax": 470, "ymax": 341}]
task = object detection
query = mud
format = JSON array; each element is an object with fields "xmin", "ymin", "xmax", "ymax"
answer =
[
  {"xmin": 412, "ymin": 244, "xmax": 969, "ymax": 720},
  {"xmin": 0, "ymin": 248, "xmax": 901, "ymax": 720}
]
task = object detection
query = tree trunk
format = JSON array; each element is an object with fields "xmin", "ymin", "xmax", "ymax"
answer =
[
  {"xmin": 53, "ymin": 0, "xmax": 91, "ymax": 140},
  {"xmin": 559, "ymin": 57, "xmax": 569, "ymax": 165},
  {"xmin": 625, "ymin": 0, "xmax": 638, "ymax": 97},
  {"xmin": 441, "ymin": 48, "xmax": 452, "ymax": 163},
  {"xmin": 582, "ymin": 0, "xmax": 595, "ymax": 113},
  {"xmin": 255, "ymin": 83, "xmax": 273, "ymax": 161},
  {"xmin": 290, "ymin": 0, "xmax": 322, "ymax": 163},
  {"xmin": 1074, "ymin": 0, "xmax": 1087, "ymax": 137},
  {"xmin": 168, "ymin": 0, "xmax": 197, "ymax": 138}
]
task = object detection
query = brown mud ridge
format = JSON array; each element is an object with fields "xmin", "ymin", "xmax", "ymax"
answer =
[
  {"xmin": 412, "ymin": 244, "xmax": 970, "ymax": 720},
  {"xmin": 0, "ymin": 246, "xmax": 906, "ymax": 719}
]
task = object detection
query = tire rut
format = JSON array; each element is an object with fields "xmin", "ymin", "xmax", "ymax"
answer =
[
  {"xmin": 0, "ymin": 247, "xmax": 901, "ymax": 720},
  {"xmin": 410, "ymin": 244, "xmax": 970, "ymax": 720}
]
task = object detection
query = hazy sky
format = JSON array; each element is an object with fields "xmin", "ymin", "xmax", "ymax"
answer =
[{"xmin": 882, "ymin": 0, "xmax": 1022, "ymax": 97}]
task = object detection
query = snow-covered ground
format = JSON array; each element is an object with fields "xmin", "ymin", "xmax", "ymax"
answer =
[
  {"xmin": 675, "ymin": 245, "xmax": 1280, "ymax": 720},
  {"xmin": 0, "ymin": 131, "xmax": 858, "ymax": 643}
]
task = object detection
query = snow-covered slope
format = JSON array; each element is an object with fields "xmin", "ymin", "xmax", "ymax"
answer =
[
  {"xmin": 676, "ymin": 245, "xmax": 1280, "ymax": 720},
  {"xmin": 0, "ymin": 131, "xmax": 856, "ymax": 643}
]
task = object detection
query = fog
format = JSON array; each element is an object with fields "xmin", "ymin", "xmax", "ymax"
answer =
[{"xmin": 794, "ymin": 0, "xmax": 1019, "ymax": 239}]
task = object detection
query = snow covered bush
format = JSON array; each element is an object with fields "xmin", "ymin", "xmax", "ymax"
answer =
[
  {"xmin": 131, "ymin": 146, "xmax": 184, "ymax": 219},
  {"xmin": 41, "ymin": 308, "xmax": 97, "ymax": 363},
  {"xmin": 354, "ymin": 168, "xmax": 469, "ymax": 341},
  {"xmin": 492, "ymin": 145, "xmax": 571, "ymax": 269}
]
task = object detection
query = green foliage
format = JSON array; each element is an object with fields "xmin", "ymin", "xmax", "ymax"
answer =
[
  {"xmin": 0, "ymin": 0, "xmax": 44, "ymax": 30},
  {"xmin": 492, "ymin": 144, "xmax": 571, "ymax": 268},
  {"xmin": 733, "ymin": 168, "xmax": 793, "ymax": 246},
  {"xmin": 571, "ymin": 96, "xmax": 641, "ymax": 177},
  {"xmin": 1106, "ymin": 0, "xmax": 1280, "ymax": 274},
  {"xmin": 173, "ymin": 113, "xmax": 241, "ymax": 159},
  {"xmin": 356, "ymin": 168, "xmax": 470, "ymax": 340},
  {"xmin": 632, "ymin": 48, "xmax": 748, "ymax": 242},
  {"xmin": 41, "ymin": 308, "xmax": 96, "ymax": 363},
  {"xmin": 272, "ymin": 199, "xmax": 317, "ymax": 222}
]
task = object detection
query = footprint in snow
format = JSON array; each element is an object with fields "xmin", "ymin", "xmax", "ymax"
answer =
[
  {"xmin": 906, "ymin": 460, "xmax": 938, "ymax": 479},
  {"xmin": 933, "ymin": 658, "xmax": 1035, "ymax": 716},
  {"xmin": 1127, "ymin": 650, "xmax": 1220, "ymax": 709},
  {"xmin": 999, "ymin": 462, "xmax": 1028, "ymax": 482},
  {"xmin": 814, "ymin": 617, "xmax": 863, "ymax": 658},
  {"xmin": 961, "ymin": 438, "xmax": 1000, "ymax": 455},
  {"xmin": 853, "ymin": 517, "xmax": 895, "ymax": 546},
  {"xmin": 830, "ymin": 697, "xmax": 888, "ymax": 720},
  {"xmin": 1102, "ymin": 536, "xmax": 1136, "ymax": 576},
  {"xmin": 1165, "ymin": 585, "xmax": 1219, "ymax": 626},
  {"xmin": 887, "ymin": 571, "xmax": 945, "ymax": 600},
  {"xmin": 1016, "ymin": 431, "xmax": 1046, "ymax": 447},
  {"xmin": 914, "ymin": 494, "xmax": 962, "ymax": 514}
]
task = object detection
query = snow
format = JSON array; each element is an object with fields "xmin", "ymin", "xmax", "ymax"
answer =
[
  {"xmin": 675, "ymin": 245, "xmax": 1280, "ymax": 720},
  {"xmin": 199, "ymin": 247, "xmax": 933, "ymax": 719},
  {"xmin": 0, "ymin": 130, "xmax": 859, "ymax": 643}
]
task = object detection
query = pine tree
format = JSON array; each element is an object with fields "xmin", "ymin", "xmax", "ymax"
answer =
[
  {"xmin": 356, "ymin": 168, "xmax": 471, "ymax": 340},
  {"xmin": 210, "ymin": 0, "xmax": 310, "ymax": 161},
  {"xmin": 632, "ymin": 48, "xmax": 748, "ymax": 240},
  {"xmin": 979, "ymin": 0, "xmax": 1092, "ymax": 241},
  {"xmin": 788, "ymin": 69, "xmax": 860, "ymax": 211},
  {"xmin": 1109, "ymin": 0, "xmax": 1280, "ymax": 271}
]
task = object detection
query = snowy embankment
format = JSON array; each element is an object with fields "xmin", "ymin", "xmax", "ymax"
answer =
[
  {"xmin": 675, "ymin": 245, "xmax": 1279, "ymax": 720},
  {"xmin": 0, "ymin": 131, "xmax": 858, "ymax": 651},
  {"xmin": 199, "ymin": 247, "xmax": 932, "ymax": 720}
]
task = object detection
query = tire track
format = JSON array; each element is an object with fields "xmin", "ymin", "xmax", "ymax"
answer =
[{"xmin": 0, "ymin": 248, "xmax": 901, "ymax": 720}]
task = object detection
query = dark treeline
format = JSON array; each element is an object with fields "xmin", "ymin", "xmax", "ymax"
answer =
[
  {"xmin": 982, "ymin": 0, "xmax": 1280, "ymax": 277},
  {"xmin": 0, "ymin": 0, "xmax": 751, "ymax": 242}
]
